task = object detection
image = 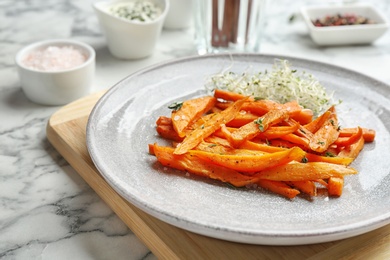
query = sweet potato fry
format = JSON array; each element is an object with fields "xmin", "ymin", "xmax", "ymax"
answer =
[
  {"xmin": 204, "ymin": 136, "xmax": 232, "ymax": 148},
  {"xmin": 257, "ymin": 180, "xmax": 300, "ymax": 199},
  {"xmin": 328, "ymin": 177, "xmax": 344, "ymax": 197},
  {"xmin": 255, "ymin": 162, "xmax": 357, "ymax": 181},
  {"xmin": 195, "ymin": 141, "xmax": 233, "ymax": 154},
  {"xmin": 294, "ymin": 109, "xmax": 313, "ymax": 125},
  {"xmin": 196, "ymin": 141, "xmax": 262, "ymax": 156},
  {"xmin": 214, "ymin": 89, "xmax": 253, "ymax": 102},
  {"xmin": 286, "ymin": 180, "xmax": 317, "ymax": 196},
  {"xmin": 156, "ymin": 124, "xmax": 183, "ymax": 142},
  {"xmin": 339, "ymin": 127, "xmax": 376, "ymax": 142},
  {"xmin": 153, "ymin": 144, "xmax": 257, "ymax": 187},
  {"xmin": 239, "ymin": 140, "xmax": 286, "ymax": 153},
  {"xmin": 338, "ymin": 136, "xmax": 365, "ymax": 159},
  {"xmin": 334, "ymin": 126, "xmax": 363, "ymax": 147},
  {"xmin": 215, "ymin": 99, "xmax": 281, "ymax": 116},
  {"xmin": 215, "ymin": 98, "xmax": 310, "ymax": 123},
  {"xmin": 171, "ymin": 96, "xmax": 216, "ymax": 138},
  {"xmin": 188, "ymin": 146, "xmax": 306, "ymax": 173},
  {"xmin": 259, "ymin": 122, "xmax": 300, "ymax": 139},
  {"xmin": 261, "ymin": 139, "xmax": 303, "ymax": 150},
  {"xmin": 156, "ymin": 116, "xmax": 172, "ymax": 126},
  {"xmin": 280, "ymin": 134, "xmax": 310, "ymax": 149},
  {"xmin": 189, "ymin": 113, "xmax": 215, "ymax": 130},
  {"xmin": 226, "ymin": 111, "xmax": 259, "ymax": 127},
  {"xmin": 229, "ymin": 109, "xmax": 289, "ymax": 147},
  {"xmin": 305, "ymin": 152, "xmax": 354, "ymax": 166},
  {"xmin": 304, "ymin": 110, "xmax": 331, "ymax": 134},
  {"xmin": 309, "ymin": 106, "xmax": 339, "ymax": 153},
  {"xmin": 174, "ymin": 97, "xmax": 248, "ymax": 155}
]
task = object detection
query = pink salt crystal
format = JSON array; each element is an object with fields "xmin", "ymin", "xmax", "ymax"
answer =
[{"xmin": 23, "ymin": 45, "xmax": 87, "ymax": 72}]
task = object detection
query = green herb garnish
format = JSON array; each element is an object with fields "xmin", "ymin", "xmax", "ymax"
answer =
[
  {"xmin": 168, "ymin": 101, "xmax": 183, "ymax": 111},
  {"xmin": 254, "ymin": 118, "xmax": 265, "ymax": 132},
  {"xmin": 325, "ymin": 152, "xmax": 336, "ymax": 157}
]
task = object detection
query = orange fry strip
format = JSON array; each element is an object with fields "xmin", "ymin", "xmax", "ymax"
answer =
[
  {"xmin": 305, "ymin": 153, "xmax": 354, "ymax": 166},
  {"xmin": 309, "ymin": 106, "xmax": 339, "ymax": 153},
  {"xmin": 189, "ymin": 113, "xmax": 215, "ymax": 131},
  {"xmin": 239, "ymin": 140, "xmax": 286, "ymax": 153},
  {"xmin": 195, "ymin": 141, "xmax": 262, "ymax": 156},
  {"xmin": 260, "ymin": 122, "xmax": 300, "ymax": 139},
  {"xmin": 338, "ymin": 136, "xmax": 365, "ymax": 159},
  {"xmin": 174, "ymin": 97, "xmax": 248, "ymax": 155},
  {"xmin": 280, "ymin": 133, "xmax": 310, "ymax": 149},
  {"xmin": 286, "ymin": 180, "xmax": 317, "ymax": 196},
  {"xmin": 339, "ymin": 127, "xmax": 376, "ymax": 142},
  {"xmin": 226, "ymin": 111, "xmax": 259, "ymax": 127},
  {"xmin": 204, "ymin": 136, "xmax": 232, "ymax": 148},
  {"xmin": 156, "ymin": 124, "xmax": 183, "ymax": 142},
  {"xmin": 215, "ymin": 98, "xmax": 308, "ymax": 121},
  {"xmin": 255, "ymin": 162, "xmax": 357, "ymax": 181},
  {"xmin": 188, "ymin": 146, "xmax": 306, "ymax": 173},
  {"xmin": 257, "ymin": 180, "xmax": 300, "ymax": 199},
  {"xmin": 214, "ymin": 89, "xmax": 253, "ymax": 102},
  {"xmin": 304, "ymin": 110, "xmax": 331, "ymax": 134},
  {"xmin": 293, "ymin": 109, "xmax": 313, "ymax": 125},
  {"xmin": 327, "ymin": 177, "xmax": 344, "ymax": 197},
  {"xmin": 230, "ymin": 109, "xmax": 289, "ymax": 147},
  {"xmin": 153, "ymin": 144, "xmax": 257, "ymax": 187},
  {"xmin": 156, "ymin": 116, "xmax": 172, "ymax": 126},
  {"xmin": 334, "ymin": 126, "xmax": 363, "ymax": 147},
  {"xmin": 171, "ymin": 96, "xmax": 216, "ymax": 138}
]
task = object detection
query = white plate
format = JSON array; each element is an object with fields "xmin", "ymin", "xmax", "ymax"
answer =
[{"xmin": 86, "ymin": 54, "xmax": 390, "ymax": 245}]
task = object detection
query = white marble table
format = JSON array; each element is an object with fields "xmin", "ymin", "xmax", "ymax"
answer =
[{"xmin": 1, "ymin": 0, "xmax": 389, "ymax": 259}]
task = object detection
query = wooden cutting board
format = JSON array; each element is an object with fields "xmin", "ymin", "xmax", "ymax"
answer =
[{"xmin": 46, "ymin": 91, "xmax": 390, "ymax": 259}]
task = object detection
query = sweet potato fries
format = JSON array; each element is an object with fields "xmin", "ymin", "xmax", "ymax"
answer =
[{"xmin": 149, "ymin": 90, "xmax": 375, "ymax": 199}]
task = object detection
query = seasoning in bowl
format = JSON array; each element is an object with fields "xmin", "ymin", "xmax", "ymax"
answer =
[
  {"xmin": 22, "ymin": 45, "xmax": 87, "ymax": 72},
  {"xmin": 312, "ymin": 14, "xmax": 376, "ymax": 27},
  {"xmin": 93, "ymin": 0, "xmax": 168, "ymax": 59},
  {"xmin": 15, "ymin": 39, "xmax": 95, "ymax": 105},
  {"xmin": 109, "ymin": 0, "xmax": 162, "ymax": 22},
  {"xmin": 301, "ymin": 4, "xmax": 389, "ymax": 46}
]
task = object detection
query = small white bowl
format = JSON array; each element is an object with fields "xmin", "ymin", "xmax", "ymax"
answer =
[
  {"xmin": 93, "ymin": 0, "xmax": 168, "ymax": 59},
  {"xmin": 15, "ymin": 39, "xmax": 95, "ymax": 106},
  {"xmin": 301, "ymin": 4, "xmax": 389, "ymax": 46}
]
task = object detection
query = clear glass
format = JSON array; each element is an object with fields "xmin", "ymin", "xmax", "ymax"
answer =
[{"xmin": 193, "ymin": 0, "xmax": 266, "ymax": 54}]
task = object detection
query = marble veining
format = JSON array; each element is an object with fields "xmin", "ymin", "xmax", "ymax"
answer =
[{"xmin": 1, "ymin": 0, "xmax": 390, "ymax": 259}]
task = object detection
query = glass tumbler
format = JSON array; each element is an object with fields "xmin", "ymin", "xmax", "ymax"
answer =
[{"xmin": 193, "ymin": 0, "xmax": 266, "ymax": 54}]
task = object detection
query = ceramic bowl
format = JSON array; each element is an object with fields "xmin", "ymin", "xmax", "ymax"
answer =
[
  {"xmin": 15, "ymin": 39, "xmax": 95, "ymax": 106},
  {"xmin": 301, "ymin": 4, "xmax": 389, "ymax": 46},
  {"xmin": 93, "ymin": 0, "xmax": 169, "ymax": 59}
]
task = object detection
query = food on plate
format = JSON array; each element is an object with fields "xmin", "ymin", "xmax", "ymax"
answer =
[
  {"xmin": 149, "ymin": 89, "xmax": 375, "ymax": 199},
  {"xmin": 149, "ymin": 62, "xmax": 375, "ymax": 199}
]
